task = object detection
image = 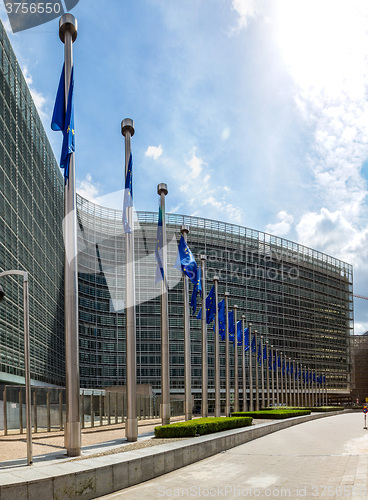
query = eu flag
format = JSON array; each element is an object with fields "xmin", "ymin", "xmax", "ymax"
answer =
[
  {"xmin": 197, "ymin": 285, "xmax": 216, "ymax": 324},
  {"xmin": 122, "ymin": 153, "xmax": 133, "ymax": 233},
  {"xmin": 257, "ymin": 340, "xmax": 261, "ymax": 364},
  {"xmin": 251, "ymin": 335, "xmax": 256, "ymax": 353},
  {"xmin": 243, "ymin": 327, "xmax": 250, "ymax": 351},
  {"xmin": 236, "ymin": 321, "xmax": 242, "ymax": 346},
  {"xmin": 51, "ymin": 64, "xmax": 75, "ymax": 183},
  {"xmin": 155, "ymin": 205, "xmax": 164, "ymax": 284},
  {"xmin": 228, "ymin": 310, "xmax": 235, "ymax": 343},
  {"xmin": 213, "ymin": 299, "xmax": 226, "ymax": 340},
  {"xmin": 175, "ymin": 235, "xmax": 198, "ymax": 283},
  {"xmin": 190, "ymin": 265, "xmax": 202, "ymax": 315},
  {"xmin": 263, "ymin": 345, "xmax": 267, "ymax": 360}
]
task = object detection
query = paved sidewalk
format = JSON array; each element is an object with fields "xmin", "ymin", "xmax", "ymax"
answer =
[
  {"xmin": 102, "ymin": 412, "xmax": 368, "ymax": 500},
  {"xmin": 0, "ymin": 416, "xmax": 185, "ymax": 465}
]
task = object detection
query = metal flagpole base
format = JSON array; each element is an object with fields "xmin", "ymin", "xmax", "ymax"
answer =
[
  {"xmin": 160, "ymin": 403, "xmax": 170, "ymax": 426},
  {"xmin": 125, "ymin": 418, "xmax": 138, "ymax": 442},
  {"xmin": 65, "ymin": 421, "xmax": 81, "ymax": 456}
]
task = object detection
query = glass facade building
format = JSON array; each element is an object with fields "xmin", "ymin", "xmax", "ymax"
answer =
[
  {"xmin": 0, "ymin": 18, "xmax": 353, "ymax": 401},
  {"xmin": 0, "ymin": 20, "xmax": 65, "ymax": 386},
  {"xmin": 77, "ymin": 195, "xmax": 353, "ymax": 401}
]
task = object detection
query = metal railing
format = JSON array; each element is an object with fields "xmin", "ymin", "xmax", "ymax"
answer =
[{"xmin": 1, "ymin": 386, "xmax": 184, "ymax": 434}]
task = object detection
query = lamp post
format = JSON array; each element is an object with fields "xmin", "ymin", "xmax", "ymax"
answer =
[{"xmin": 0, "ymin": 271, "xmax": 32, "ymax": 465}]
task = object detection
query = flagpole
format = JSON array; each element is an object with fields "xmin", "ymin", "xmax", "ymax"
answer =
[
  {"xmin": 59, "ymin": 14, "xmax": 80, "ymax": 457},
  {"xmin": 233, "ymin": 305, "xmax": 239, "ymax": 412},
  {"xmin": 284, "ymin": 354, "xmax": 288, "ymax": 406},
  {"xmin": 213, "ymin": 276, "xmax": 220, "ymax": 417},
  {"xmin": 301, "ymin": 364, "xmax": 305, "ymax": 406},
  {"xmin": 224, "ymin": 292, "xmax": 230, "ymax": 417},
  {"xmin": 288, "ymin": 357, "xmax": 292, "ymax": 407},
  {"xmin": 270, "ymin": 345, "xmax": 275, "ymax": 407},
  {"xmin": 279, "ymin": 352, "xmax": 284, "ymax": 406},
  {"xmin": 248, "ymin": 323, "xmax": 253, "ymax": 411},
  {"xmin": 181, "ymin": 225, "xmax": 192, "ymax": 421},
  {"xmin": 276, "ymin": 349, "xmax": 279, "ymax": 406},
  {"xmin": 241, "ymin": 314, "xmax": 247, "ymax": 412},
  {"xmin": 200, "ymin": 255, "xmax": 208, "ymax": 417},
  {"xmin": 292, "ymin": 361, "xmax": 296, "ymax": 407},
  {"xmin": 122, "ymin": 118, "xmax": 137, "ymax": 441},
  {"xmin": 297, "ymin": 362, "xmax": 300, "ymax": 407},
  {"xmin": 254, "ymin": 330, "xmax": 259, "ymax": 411},
  {"xmin": 260, "ymin": 335, "xmax": 265, "ymax": 408},
  {"xmin": 158, "ymin": 183, "xmax": 170, "ymax": 426},
  {"xmin": 266, "ymin": 340, "xmax": 270, "ymax": 407}
]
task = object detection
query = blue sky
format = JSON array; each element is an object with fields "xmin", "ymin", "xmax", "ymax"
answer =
[{"xmin": 1, "ymin": 0, "xmax": 368, "ymax": 333}]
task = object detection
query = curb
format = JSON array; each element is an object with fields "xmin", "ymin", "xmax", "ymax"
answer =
[{"xmin": 0, "ymin": 410, "xmax": 347, "ymax": 499}]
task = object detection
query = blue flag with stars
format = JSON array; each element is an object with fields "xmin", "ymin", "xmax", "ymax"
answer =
[
  {"xmin": 236, "ymin": 321, "xmax": 243, "ymax": 346},
  {"xmin": 197, "ymin": 285, "xmax": 216, "ymax": 324},
  {"xmin": 228, "ymin": 310, "xmax": 235, "ymax": 343},
  {"xmin": 190, "ymin": 265, "xmax": 202, "ymax": 315},
  {"xmin": 243, "ymin": 327, "xmax": 250, "ymax": 351},
  {"xmin": 213, "ymin": 299, "xmax": 226, "ymax": 340},
  {"xmin": 51, "ymin": 64, "xmax": 75, "ymax": 183},
  {"xmin": 155, "ymin": 204, "xmax": 164, "ymax": 284},
  {"xmin": 122, "ymin": 153, "xmax": 133, "ymax": 233},
  {"xmin": 174, "ymin": 235, "xmax": 198, "ymax": 283},
  {"xmin": 251, "ymin": 335, "xmax": 256, "ymax": 353}
]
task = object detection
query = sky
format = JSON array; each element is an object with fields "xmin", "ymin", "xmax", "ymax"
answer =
[{"xmin": 1, "ymin": 0, "xmax": 368, "ymax": 333}]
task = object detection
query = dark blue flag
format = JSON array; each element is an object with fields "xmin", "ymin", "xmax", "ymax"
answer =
[
  {"xmin": 277, "ymin": 356, "xmax": 281, "ymax": 369},
  {"xmin": 251, "ymin": 335, "xmax": 256, "ymax": 353},
  {"xmin": 257, "ymin": 340, "xmax": 261, "ymax": 364},
  {"xmin": 228, "ymin": 310, "xmax": 235, "ymax": 343},
  {"xmin": 155, "ymin": 204, "xmax": 164, "ymax": 284},
  {"xmin": 236, "ymin": 321, "xmax": 243, "ymax": 346},
  {"xmin": 190, "ymin": 265, "xmax": 202, "ymax": 315},
  {"xmin": 122, "ymin": 153, "xmax": 133, "ymax": 233},
  {"xmin": 197, "ymin": 285, "xmax": 216, "ymax": 324},
  {"xmin": 214, "ymin": 299, "xmax": 226, "ymax": 340},
  {"xmin": 263, "ymin": 345, "xmax": 267, "ymax": 361},
  {"xmin": 282, "ymin": 359, "xmax": 285, "ymax": 376},
  {"xmin": 51, "ymin": 64, "xmax": 75, "ymax": 183},
  {"xmin": 243, "ymin": 327, "xmax": 250, "ymax": 351},
  {"xmin": 175, "ymin": 235, "xmax": 198, "ymax": 283},
  {"xmin": 286, "ymin": 362, "xmax": 289, "ymax": 375}
]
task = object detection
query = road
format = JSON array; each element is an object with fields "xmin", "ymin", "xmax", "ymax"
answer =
[{"xmin": 99, "ymin": 412, "xmax": 368, "ymax": 499}]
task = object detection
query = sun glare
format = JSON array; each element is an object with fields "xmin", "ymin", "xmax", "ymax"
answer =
[{"xmin": 274, "ymin": 0, "xmax": 368, "ymax": 99}]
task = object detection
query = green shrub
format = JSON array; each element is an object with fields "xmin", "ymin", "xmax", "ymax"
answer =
[
  {"xmin": 231, "ymin": 410, "xmax": 311, "ymax": 419},
  {"xmin": 154, "ymin": 416, "xmax": 253, "ymax": 438}
]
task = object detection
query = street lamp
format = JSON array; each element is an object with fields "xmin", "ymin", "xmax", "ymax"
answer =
[{"xmin": 0, "ymin": 271, "xmax": 32, "ymax": 465}]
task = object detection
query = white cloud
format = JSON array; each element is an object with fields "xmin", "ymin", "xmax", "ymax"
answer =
[
  {"xmin": 202, "ymin": 196, "xmax": 242, "ymax": 224},
  {"xmin": 186, "ymin": 148, "xmax": 204, "ymax": 179},
  {"xmin": 22, "ymin": 65, "xmax": 48, "ymax": 120},
  {"xmin": 266, "ymin": 211, "xmax": 293, "ymax": 236},
  {"xmin": 145, "ymin": 145, "xmax": 163, "ymax": 160},
  {"xmin": 231, "ymin": 0, "xmax": 265, "ymax": 31},
  {"xmin": 76, "ymin": 174, "xmax": 100, "ymax": 204},
  {"xmin": 221, "ymin": 127, "xmax": 231, "ymax": 141}
]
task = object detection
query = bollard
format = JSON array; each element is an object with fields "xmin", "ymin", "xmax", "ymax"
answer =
[
  {"xmin": 33, "ymin": 390, "xmax": 37, "ymax": 433},
  {"xmin": 19, "ymin": 389, "xmax": 23, "ymax": 434},
  {"xmin": 3, "ymin": 387, "xmax": 7, "ymax": 436},
  {"xmin": 47, "ymin": 391, "xmax": 51, "ymax": 432}
]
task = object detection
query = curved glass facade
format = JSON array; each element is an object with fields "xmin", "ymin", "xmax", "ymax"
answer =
[
  {"xmin": 0, "ymin": 21, "xmax": 65, "ymax": 386},
  {"xmin": 77, "ymin": 195, "xmax": 353, "ymax": 398}
]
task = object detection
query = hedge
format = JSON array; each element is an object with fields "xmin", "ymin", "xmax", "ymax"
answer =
[
  {"xmin": 263, "ymin": 406, "xmax": 343, "ymax": 413},
  {"xmin": 154, "ymin": 416, "xmax": 253, "ymax": 438},
  {"xmin": 231, "ymin": 410, "xmax": 311, "ymax": 419}
]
